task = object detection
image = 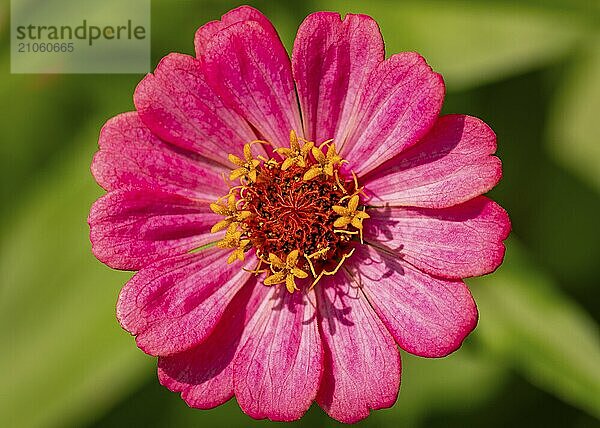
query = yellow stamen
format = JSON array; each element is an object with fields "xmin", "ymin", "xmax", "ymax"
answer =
[
  {"xmin": 309, "ymin": 248, "xmax": 356, "ymax": 289},
  {"xmin": 229, "ymin": 143, "xmax": 261, "ymax": 182},
  {"xmin": 274, "ymin": 130, "xmax": 314, "ymax": 171},
  {"xmin": 332, "ymin": 195, "xmax": 370, "ymax": 228},
  {"xmin": 303, "ymin": 141, "xmax": 345, "ymax": 180},
  {"xmin": 210, "ymin": 193, "xmax": 252, "ymax": 233},
  {"xmin": 332, "ymin": 194, "xmax": 370, "ymax": 243},
  {"xmin": 304, "ymin": 246, "xmax": 330, "ymax": 278},
  {"xmin": 217, "ymin": 224, "xmax": 250, "ymax": 264},
  {"xmin": 264, "ymin": 249, "xmax": 309, "ymax": 293},
  {"xmin": 243, "ymin": 259, "xmax": 269, "ymax": 275}
]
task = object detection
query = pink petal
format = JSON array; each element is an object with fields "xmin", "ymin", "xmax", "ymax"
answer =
[
  {"xmin": 365, "ymin": 196, "xmax": 510, "ymax": 279},
  {"xmin": 292, "ymin": 12, "xmax": 384, "ymax": 143},
  {"xmin": 134, "ymin": 53, "xmax": 256, "ymax": 166},
  {"xmin": 316, "ymin": 275, "xmax": 400, "ymax": 423},
  {"xmin": 201, "ymin": 20, "xmax": 303, "ymax": 147},
  {"xmin": 341, "ymin": 52, "xmax": 445, "ymax": 176},
  {"xmin": 88, "ymin": 189, "xmax": 220, "ymax": 270},
  {"xmin": 364, "ymin": 115, "xmax": 502, "ymax": 208},
  {"xmin": 158, "ymin": 278, "xmax": 270, "ymax": 409},
  {"xmin": 117, "ymin": 248, "xmax": 255, "ymax": 356},
  {"xmin": 353, "ymin": 245, "xmax": 478, "ymax": 357},
  {"xmin": 233, "ymin": 288, "xmax": 322, "ymax": 421},
  {"xmin": 194, "ymin": 6, "xmax": 277, "ymax": 58},
  {"xmin": 92, "ymin": 112, "xmax": 228, "ymax": 199}
]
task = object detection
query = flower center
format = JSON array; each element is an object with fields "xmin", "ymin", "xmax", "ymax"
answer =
[{"xmin": 210, "ymin": 131, "xmax": 369, "ymax": 292}]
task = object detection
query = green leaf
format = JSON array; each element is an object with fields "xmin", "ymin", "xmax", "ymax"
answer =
[
  {"xmin": 0, "ymin": 130, "xmax": 152, "ymax": 428},
  {"xmin": 547, "ymin": 37, "xmax": 600, "ymax": 192},
  {"xmin": 314, "ymin": 0, "xmax": 593, "ymax": 90},
  {"xmin": 469, "ymin": 239, "xmax": 600, "ymax": 419}
]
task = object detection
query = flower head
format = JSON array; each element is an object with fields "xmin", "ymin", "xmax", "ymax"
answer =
[{"xmin": 88, "ymin": 6, "xmax": 510, "ymax": 424}]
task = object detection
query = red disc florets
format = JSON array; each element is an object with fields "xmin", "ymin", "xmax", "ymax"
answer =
[{"xmin": 211, "ymin": 131, "xmax": 369, "ymax": 291}]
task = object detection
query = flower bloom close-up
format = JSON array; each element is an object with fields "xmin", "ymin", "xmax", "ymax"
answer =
[{"xmin": 88, "ymin": 5, "xmax": 511, "ymax": 423}]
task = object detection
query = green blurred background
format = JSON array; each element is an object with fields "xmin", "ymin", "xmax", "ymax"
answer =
[{"xmin": 1, "ymin": 0, "xmax": 599, "ymax": 427}]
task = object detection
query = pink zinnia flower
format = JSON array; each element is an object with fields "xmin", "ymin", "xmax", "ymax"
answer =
[{"xmin": 89, "ymin": 6, "xmax": 510, "ymax": 423}]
